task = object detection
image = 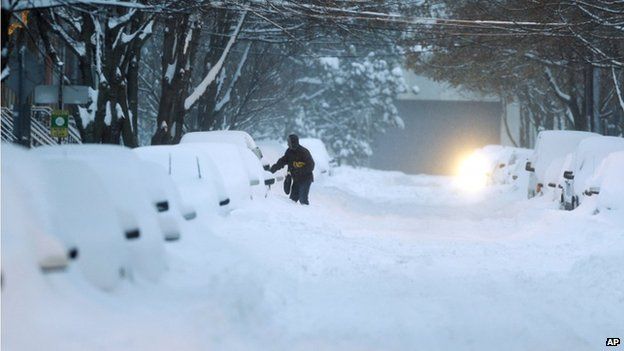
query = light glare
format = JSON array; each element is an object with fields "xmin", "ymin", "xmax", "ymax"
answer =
[{"xmin": 455, "ymin": 152, "xmax": 489, "ymax": 192}]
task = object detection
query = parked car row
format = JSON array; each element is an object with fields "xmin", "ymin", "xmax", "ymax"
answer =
[
  {"xmin": 490, "ymin": 131, "xmax": 624, "ymax": 210},
  {"xmin": 472, "ymin": 144, "xmax": 532, "ymax": 186},
  {"xmin": 478, "ymin": 131, "xmax": 624, "ymax": 212},
  {"xmin": 1, "ymin": 131, "xmax": 335, "ymax": 293}
]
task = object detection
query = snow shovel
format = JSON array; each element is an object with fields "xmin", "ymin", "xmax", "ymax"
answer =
[{"xmin": 283, "ymin": 173, "xmax": 292, "ymax": 195}]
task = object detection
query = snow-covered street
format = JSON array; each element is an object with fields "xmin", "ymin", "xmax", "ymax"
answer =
[{"xmin": 5, "ymin": 167, "xmax": 623, "ymax": 351}]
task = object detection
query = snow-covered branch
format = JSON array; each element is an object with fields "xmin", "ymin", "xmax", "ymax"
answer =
[{"xmin": 184, "ymin": 10, "xmax": 247, "ymax": 110}]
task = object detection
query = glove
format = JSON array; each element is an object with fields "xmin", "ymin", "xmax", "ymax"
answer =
[{"xmin": 269, "ymin": 164, "xmax": 278, "ymax": 173}]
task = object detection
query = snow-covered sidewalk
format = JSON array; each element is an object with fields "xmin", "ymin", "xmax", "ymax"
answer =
[{"xmin": 4, "ymin": 167, "xmax": 623, "ymax": 351}]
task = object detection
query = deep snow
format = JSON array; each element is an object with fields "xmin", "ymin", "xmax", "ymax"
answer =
[{"xmin": 3, "ymin": 167, "xmax": 623, "ymax": 351}]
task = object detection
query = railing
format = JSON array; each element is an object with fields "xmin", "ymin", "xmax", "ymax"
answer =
[
  {"xmin": 31, "ymin": 105, "xmax": 82, "ymax": 145},
  {"xmin": 1, "ymin": 106, "xmax": 83, "ymax": 146},
  {"xmin": 30, "ymin": 116, "xmax": 58, "ymax": 146},
  {"xmin": 1, "ymin": 107, "xmax": 16, "ymax": 142}
]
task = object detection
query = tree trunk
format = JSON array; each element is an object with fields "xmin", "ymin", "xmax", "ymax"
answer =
[{"xmin": 155, "ymin": 14, "xmax": 201, "ymax": 143}]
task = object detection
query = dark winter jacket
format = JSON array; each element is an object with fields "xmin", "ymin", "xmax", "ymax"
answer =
[{"xmin": 271, "ymin": 144, "xmax": 315, "ymax": 182}]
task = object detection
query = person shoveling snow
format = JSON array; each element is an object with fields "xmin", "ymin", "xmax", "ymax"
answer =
[{"xmin": 270, "ymin": 134, "xmax": 315, "ymax": 205}]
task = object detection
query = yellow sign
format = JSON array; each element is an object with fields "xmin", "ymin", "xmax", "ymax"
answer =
[{"xmin": 50, "ymin": 110, "xmax": 69, "ymax": 138}]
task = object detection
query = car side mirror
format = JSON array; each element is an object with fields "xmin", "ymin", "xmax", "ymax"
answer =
[
  {"xmin": 588, "ymin": 186, "xmax": 600, "ymax": 195},
  {"xmin": 253, "ymin": 147, "xmax": 263, "ymax": 159},
  {"xmin": 183, "ymin": 211, "xmax": 197, "ymax": 220},
  {"xmin": 525, "ymin": 162, "xmax": 535, "ymax": 172},
  {"xmin": 498, "ymin": 163, "xmax": 506, "ymax": 169},
  {"xmin": 155, "ymin": 201, "xmax": 169, "ymax": 212},
  {"xmin": 265, "ymin": 178, "xmax": 276, "ymax": 186},
  {"xmin": 125, "ymin": 229, "xmax": 140, "ymax": 240},
  {"xmin": 547, "ymin": 183, "xmax": 556, "ymax": 188},
  {"xmin": 563, "ymin": 171, "xmax": 574, "ymax": 180}
]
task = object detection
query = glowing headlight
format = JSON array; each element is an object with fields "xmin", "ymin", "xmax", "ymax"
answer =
[{"xmin": 455, "ymin": 152, "xmax": 489, "ymax": 192}]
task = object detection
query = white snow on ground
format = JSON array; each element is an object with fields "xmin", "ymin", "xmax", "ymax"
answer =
[{"xmin": 3, "ymin": 167, "xmax": 624, "ymax": 351}]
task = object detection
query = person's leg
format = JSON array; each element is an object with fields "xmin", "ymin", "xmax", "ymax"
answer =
[
  {"xmin": 299, "ymin": 180, "xmax": 312, "ymax": 205},
  {"xmin": 289, "ymin": 180, "xmax": 300, "ymax": 202}
]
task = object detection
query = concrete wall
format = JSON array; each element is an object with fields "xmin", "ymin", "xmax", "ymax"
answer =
[
  {"xmin": 369, "ymin": 73, "xmax": 504, "ymax": 175},
  {"xmin": 370, "ymin": 99, "xmax": 502, "ymax": 175}
]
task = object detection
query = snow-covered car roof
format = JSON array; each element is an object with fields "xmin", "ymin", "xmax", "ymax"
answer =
[
  {"xmin": 567, "ymin": 136, "xmax": 624, "ymax": 188},
  {"xmin": 181, "ymin": 130, "xmax": 258, "ymax": 151},
  {"xmin": 531, "ymin": 130, "xmax": 599, "ymax": 183}
]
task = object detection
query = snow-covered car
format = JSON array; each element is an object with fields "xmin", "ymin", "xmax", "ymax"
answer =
[
  {"xmin": 135, "ymin": 145, "xmax": 231, "ymax": 215},
  {"xmin": 140, "ymin": 159, "xmax": 198, "ymax": 221},
  {"xmin": 180, "ymin": 130, "xmax": 269, "ymax": 169},
  {"xmin": 137, "ymin": 160, "xmax": 193, "ymax": 241},
  {"xmin": 1, "ymin": 144, "xmax": 72, "ymax": 274},
  {"xmin": 3, "ymin": 143, "xmax": 131, "ymax": 291},
  {"xmin": 33, "ymin": 145, "xmax": 167, "ymax": 282},
  {"xmin": 524, "ymin": 130, "xmax": 599, "ymax": 198},
  {"xmin": 299, "ymin": 138, "xmax": 333, "ymax": 177},
  {"xmin": 257, "ymin": 140, "xmax": 287, "ymax": 181},
  {"xmin": 471, "ymin": 145, "xmax": 532, "ymax": 185},
  {"xmin": 588, "ymin": 151, "xmax": 624, "ymax": 212},
  {"xmin": 37, "ymin": 159, "xmax": 133, "ymax": 289},
  {"xmin": 490, "ymin": 147, "xmax": 532, "ymax": 185},
  {"xmin": 558, "ymin": 136, "xmax": 624, "ymax": 210},
  {"xmin": 541, "ymin": 155, "xmax": 567, "ymax": 202},
  {"xmin": 183, "ymin": 142, "xmax": 262, "ymax": 204},
  {"xmin": 181, "ymin": 135, "xmax": 276, "ymax": 199}
]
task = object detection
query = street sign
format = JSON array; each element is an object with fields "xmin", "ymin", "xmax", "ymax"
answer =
[
  {"xmin": 63, "ymin": 85, "xmax": 90, "ymax": 104},
  {"xmin": 34, "ymin": 85, "xmax": 91, "ymax": 105},
  {"xmin": 34, "ymin": 85, "xmax": 58, "ymax": 104},
  {"xmin": 50, "ymin": 110, "xmax": 69, "ymax": 138}
]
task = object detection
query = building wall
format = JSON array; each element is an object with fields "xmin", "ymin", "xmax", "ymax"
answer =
[
  {"xmin": 369, "ymin": 72, "xmax": 507, "ymax": 175},
  {"xmin": 370, "ymin": 99, "xmax": 502, "ymax": 175}
]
